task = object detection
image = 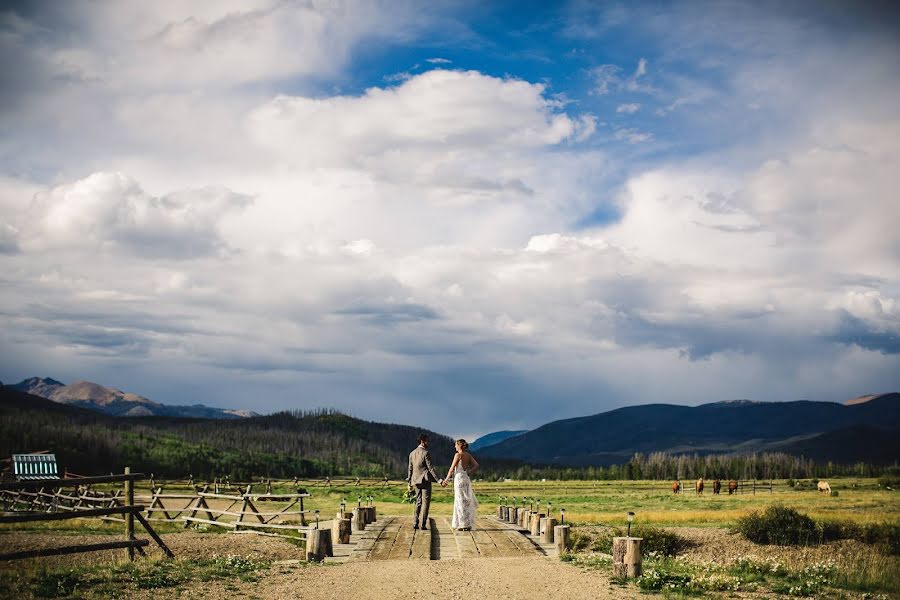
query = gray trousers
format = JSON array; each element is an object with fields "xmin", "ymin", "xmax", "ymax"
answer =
[{"xmin": 413, "ymin": 482, "xmax": 432, "ymax": 527}]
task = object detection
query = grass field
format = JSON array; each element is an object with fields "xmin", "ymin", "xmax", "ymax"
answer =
[
  {"xmin": 291, "ymin": 477, "xmax": 899, "ymax": 528},
  {"xmin": 1, "ymin": 477, "xmax": 898, "ymax": 598}
]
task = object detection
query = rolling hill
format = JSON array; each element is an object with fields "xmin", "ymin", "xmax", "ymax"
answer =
[
  {"xmin": 479, "ymin": 394, "xmax": 900, "ymax": 466},
  {"xmin": 0, "ymin": 385, "xmax": 455, "ymax": 479},
  {"xmin": 470, "ymin": 430, "xmax": 528, "ymax": 451}
]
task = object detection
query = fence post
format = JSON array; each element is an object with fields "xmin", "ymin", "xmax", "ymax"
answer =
[{"xmin": 125, "ymin": 467, "xmax": 135, "ymax": 561}]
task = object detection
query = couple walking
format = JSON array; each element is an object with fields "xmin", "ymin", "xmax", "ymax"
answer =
[{"xmin": 407, "ymin": 434, "xmax": 479, "ymax": 531}]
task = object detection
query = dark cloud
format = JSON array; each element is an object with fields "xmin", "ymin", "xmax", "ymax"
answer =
[{"xmin": 828, "ymin": 311, "xmax": 900, "ymax": 355}]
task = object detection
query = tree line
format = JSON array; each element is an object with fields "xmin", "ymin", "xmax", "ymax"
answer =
[
  {"xmin": 1, "ymin": 387, "xmax": 894, "ymax": 481},
  {"xmin": 478, "ymin": 451, "xmax": 893, "ymax": 481}
]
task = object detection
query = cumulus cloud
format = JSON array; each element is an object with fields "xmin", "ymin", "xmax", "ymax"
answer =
[
  {"xmin": 0, "ymin": 1, "xmax": 898, "ymax": 434},
  {"xmin": 23, "ymin": 172, "xmax": 252, "ymax": 258}
]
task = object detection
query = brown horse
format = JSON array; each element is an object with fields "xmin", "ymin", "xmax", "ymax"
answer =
[
  {"xmin": 672, "ymin": 480, "xmax": 681, "ymax": 494},
  {"xmin": 713, "ymin": 479, "xmax": 722, "ymax": 494},
  {"xmin": 696, "ymin": 478, "xmax": 704, "ymax": 495},
  {"xmin": 728, "ymin": 480, "xmax": 738, "ymax": 495}
]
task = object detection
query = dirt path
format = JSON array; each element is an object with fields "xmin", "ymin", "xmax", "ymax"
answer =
[{"xmin": 137, "ymin": 556, "xmax": 656, "ymax": 600}]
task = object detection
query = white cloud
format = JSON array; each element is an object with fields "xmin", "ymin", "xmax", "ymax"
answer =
[
  {"xmin": 0, "ymin": 1, "xmax": 898, "ymax": 432},
  {"xmin": 614, "ymin": 128, "xmax": 653, "ymax": 144},
  {"xmin": 22, "ymin": 172, "xmax": 252, "ymax": 258},
  {"xmin": 590, "ymin": 64, "xmax": 622, "ymax": 95},
  {"xmin": 42, "ymin": 0, "xmax": 425, "ymax": 90}
]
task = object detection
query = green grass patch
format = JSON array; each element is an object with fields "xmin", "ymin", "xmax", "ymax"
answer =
[{"xmin": 0, "ymin": 555, "xmax": 274, "ymax": 598}]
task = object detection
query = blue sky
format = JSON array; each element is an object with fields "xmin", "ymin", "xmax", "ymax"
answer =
[{"xmin": 0, "ymin": 1, "xmax": 898, "ymax": 439}]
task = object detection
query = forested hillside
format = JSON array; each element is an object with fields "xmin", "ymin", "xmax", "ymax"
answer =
[{"xmin": 0, "ymin": 386, "xmax": 455, "ymax": 479}]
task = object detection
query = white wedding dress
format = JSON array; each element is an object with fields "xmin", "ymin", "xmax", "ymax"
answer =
[{"xmin": 450, "ymin": 461, "xmax": 479, "ymax": 530}]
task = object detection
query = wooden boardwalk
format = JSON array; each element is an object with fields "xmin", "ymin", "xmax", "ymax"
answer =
[{"xmin": 344, "ymin": 516, "xmax": 548, "ymax": 561}]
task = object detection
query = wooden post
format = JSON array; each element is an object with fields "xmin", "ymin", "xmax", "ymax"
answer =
[
  {"xmin": 498, "ymin": 505, "xmax": 505, "ymax": 519},
  {"xmin": 555, "ymin": 524, "xmax": 570, "ymax": 554},
  {"xmin": 352, "ymin": 507, "xmax": 366, "ymax": 532},
  {"xmin": 612, "ymin": 537, "xmax": 643, "ymax": 578},
  {"xmin": 124, "ymin": 467, "xmax": 135, "ymax": 561},
  {"xmin": 306, "ymin": 528, "xmax": 333, "ymax": 561},
  {"xmin": 519, "ymin": 509, "xmax": 529, "ymax": 528},
  {"xmin": 508, "ymin": 507, "xmax": 518, "ymax": 524},
  {"xmin": 371, "ymin": 506, "xmax": 377, "ymax": 522},
  {"xmin": 530, "ymin": 513, "xmax": 544, "ymax": 536},
  {"xmin": 541, "ymin": 517, "xmax": 557, "ymax": 543},
  {"xmin": 332, "ymin": 517, "xmax": 351, "ymax": 544}
]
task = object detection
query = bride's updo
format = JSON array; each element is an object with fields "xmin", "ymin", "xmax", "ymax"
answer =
[{"xmin": 455, "ymin": 438, "xmax": 469, "ymax": 451}]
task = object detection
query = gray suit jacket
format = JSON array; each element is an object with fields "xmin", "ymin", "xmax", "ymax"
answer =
[{"xmin": 407, "ymin": 446, "xmax": 440, "ymax": 486}]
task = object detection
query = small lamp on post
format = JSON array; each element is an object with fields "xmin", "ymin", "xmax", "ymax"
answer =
[
  {"xmin": 626, "ymin": 511, "xmax": 635, "ymax": 538},
  {"xmin": 536, "ymin": 498, "xmax": 541, "ymax": 514},
  {"xmin": 357, "ymin": 495, "xmax": 362, "ymax": 508},
  {"xmin": 340, "ymin": 498, "xmax": 346, "ymax": 514},
  {"xmin": 548, "ymin": 501, "xmax": 552, "ymax": 517},
  {"xmin": 560, "ymin": 507, "xmax": 565, "ymax": 524},
  {"xmin": 315, "ymin": 509, "xmax": 320, "ymax": 529}
]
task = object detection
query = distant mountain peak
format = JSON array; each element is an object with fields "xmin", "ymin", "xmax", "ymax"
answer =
[
  {"xmin": 845, "ymin": 393, "xmax": 888, "ymax": 406},
  {"xmin": 11, "ymin": 376, "xmax": 255, "ymax": 419},
  {"xmin": 707, "ymin": 399, "xmax": 765, "ymax": 406}
]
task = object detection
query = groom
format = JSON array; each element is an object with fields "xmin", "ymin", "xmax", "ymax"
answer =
[{"xmin": 407, "ymin": 433, "xmax": 444, "ymax": 530}]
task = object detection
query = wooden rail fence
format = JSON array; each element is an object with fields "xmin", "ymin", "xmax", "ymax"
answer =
[{"xmin": 0, "ymin": 469, "xmax": 173, "ymax": 562}]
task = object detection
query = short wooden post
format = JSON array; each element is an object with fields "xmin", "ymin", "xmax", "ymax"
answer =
[
  {"xmin": 498, "ymin": 505, "xmax": 506, "ymax": 520},
  {"xmin": 530, "ymin": 513, "xmax": 544, "ymax": 536},
  {"xmin": 519, "ymin": 509, "xmax": 529, "ymax": 528},
  {"xmin": 124, "ymin": 467, "xmax": 135, "ymax": 561},
  {"xmin": 371, "ymin": 506, "xmax": 377, "ymax": 522},
  {"xmin": 306, "ymin": 528, "xmax": 333, "ymax": 561},
  {"xmin": 352, "ymin": 507, "xmax": 366, "ymax": 532},
  {"xmin": 541, "ymin": 517, "xmax": 557, "ymax": 543},
  {"xmin": 555, "ymin": 524, "xmax": 570, "ymax": 554},
  {"xmin": 612, "ymin": 537, "xmax": 643, "ymax": 578},
  {"xmin": 333, "ymin": 517, "xmax": 351, "ymax": 544},
  {"xmin": 508, "ymin": 507, "xmax": 518, "ymax": 524}
]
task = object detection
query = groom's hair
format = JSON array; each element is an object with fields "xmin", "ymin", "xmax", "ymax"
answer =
[{"xmin": 417, "ymin": 433, "xmax": 429, "ymax": 444}]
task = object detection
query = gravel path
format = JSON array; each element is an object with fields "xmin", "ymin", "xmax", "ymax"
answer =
[{"xmin": 135, "ymin": 557, "xmax": 658, "ymax": 600}]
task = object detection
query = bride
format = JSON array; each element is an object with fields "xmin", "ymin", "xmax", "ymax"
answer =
[{"xmin": 442, "ymin": 438, "xmax": 479, "ymax": 530}]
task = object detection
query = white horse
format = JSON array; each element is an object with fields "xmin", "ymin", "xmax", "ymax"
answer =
[{"xmin": 817, "ymin": 481, "xmax": 831, "ymax": 493}]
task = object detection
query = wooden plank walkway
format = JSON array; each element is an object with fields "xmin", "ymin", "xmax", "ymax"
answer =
[{"xmin": 344, "ymin": 516, "xmax": 546, "ymax": 561}]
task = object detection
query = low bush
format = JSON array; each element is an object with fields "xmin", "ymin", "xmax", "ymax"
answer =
[
  {"xmin": 736, "ymin": 505, "xmax": 900, "ymax": 554},
  {"xmin": 588, "ymin": 525, "xmax": 690, "ymax": 557},
  {"xmin": 735, "ymin": 505, "xmax": 819, "ymax": 546}
]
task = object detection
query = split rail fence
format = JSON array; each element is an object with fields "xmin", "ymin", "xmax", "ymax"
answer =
[{"xmin": 0, "ymin": 469, "xmax": 173, "ymax": 562}]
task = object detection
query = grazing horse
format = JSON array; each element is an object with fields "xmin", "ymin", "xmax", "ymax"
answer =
[
  {"xmin": 713, "ymin": 479, "xmax": 722, "ymax": 494},
  {"xmin": 696, "ymin": 478, "xmax": 704, "ymax": 495},
  {"xmin": 817, "ymin": 481, "xmax": 831, "ymax": 494},
  {"xmin": 728, "ymin": 480, "xmax": 738, "ymax": 495},
  {"xmin": 672, "ymin": 481, "xmax": 681, "ymax": 494}
]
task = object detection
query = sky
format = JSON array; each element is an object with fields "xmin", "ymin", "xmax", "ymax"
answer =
[{"xmin": 1, "ymin": 0, "xmax": 898, "ymax": 440}]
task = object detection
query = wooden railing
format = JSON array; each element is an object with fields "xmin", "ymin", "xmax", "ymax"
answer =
[{"xmin": 0, "ymin": 469, "xmax": 174, "ymax": 562}]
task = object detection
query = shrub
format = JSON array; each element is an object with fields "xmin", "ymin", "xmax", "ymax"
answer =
[
  {"xmin": 735, "ymin": 505, "xmax": 820, "ymax": 546},
  {"xmin": 737, "ymin": 505, "xmax": 900, "ymax": 554},
  {"xmin": 859, "ymin": 522, "xmax": 900, "ymax": 555},
  {"xmin": 589, "ymin": 525, "xmax": 689, "ymax": 557}
]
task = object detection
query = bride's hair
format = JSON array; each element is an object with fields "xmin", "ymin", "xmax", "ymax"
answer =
[{"xmin": 455, "ymin": 439, "xmax": 469, "ymax": 451}]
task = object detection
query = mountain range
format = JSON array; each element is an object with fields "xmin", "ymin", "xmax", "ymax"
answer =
[
  {"xmin": 470, "ymin": 430, "xmax": 527, "ymax": 451},
  {"xmin": 478, "ymin": 393, "xmax": 900, "ymax": 466},
  {"xmin": 0, "ymin": 385, "xmax": 454, "ymax": 479},
  {"xmin": 9, "ymin": 377, "xmax": 257, "ymax": 419}
]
